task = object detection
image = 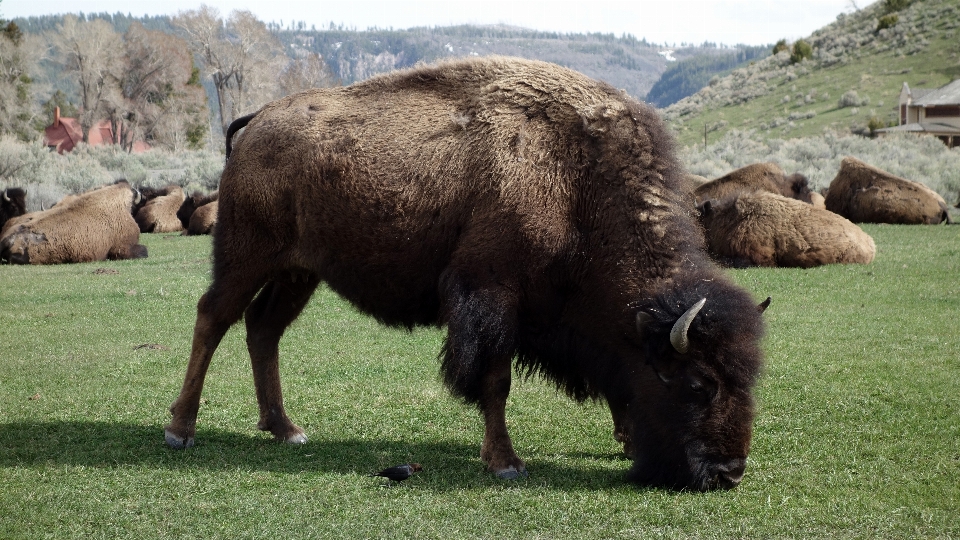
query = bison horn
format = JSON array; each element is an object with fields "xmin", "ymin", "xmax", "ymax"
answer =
[
  {"xmin": 670, "ymin": 298, "xmax": 706, "ymax": 354},
  {"xmin": 133, "ymin": 189, "xmax": 142, "ymax": 205},
  {"xmin": 2, "ymin": 190, "xmax": 9, "ymax": 202}
]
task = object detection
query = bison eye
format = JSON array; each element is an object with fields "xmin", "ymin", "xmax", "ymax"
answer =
[{"xmin": 689, "ymin": 380, "xmax": 705, "ymax": 393}]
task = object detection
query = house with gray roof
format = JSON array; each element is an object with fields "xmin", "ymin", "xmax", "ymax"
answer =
[{"xmin": 877, "ymin": 79, "xmax": 960, "ymax": 148}]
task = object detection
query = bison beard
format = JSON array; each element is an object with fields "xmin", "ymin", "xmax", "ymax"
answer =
[{"xmin": 164, "ymin": 56, "xmax": 766, "ymax": 491}]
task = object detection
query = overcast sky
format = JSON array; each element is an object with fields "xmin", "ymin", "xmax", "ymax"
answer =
[{"xmin": 3, "ymin": 0, "xmax": 877, "ymax": 46}]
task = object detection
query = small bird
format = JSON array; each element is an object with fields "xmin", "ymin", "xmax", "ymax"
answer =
[{"xmin": 370, "ymin": 463, "xmax": 422, "ymax": 484}]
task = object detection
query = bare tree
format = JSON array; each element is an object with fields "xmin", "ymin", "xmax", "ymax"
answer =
[
  {"xmin": 48, "ymin": 16, "xmax": 126, "ymax": 143},
  {"xmin": 278, "ymin": 52, "xmax": 339, "ymax": 97},
  {"xmin": 173, "ymin": 5, "xmax": 283, "ymax": 136},
  {"xmin": 0, "ymin": 20, "xmax": 42, "ymax": 140},
  {"xmin": 121, "ymin": 22, "xmax": 207, "ymax": 151}
]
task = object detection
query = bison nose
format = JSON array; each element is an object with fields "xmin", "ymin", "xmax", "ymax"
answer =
[{"xmin": 715, "ymin": 458, "xmax": 747, "ymax": 489}]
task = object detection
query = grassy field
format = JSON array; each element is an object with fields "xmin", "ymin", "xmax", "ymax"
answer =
[{"xmin": 1, "ymin": 226, "xmax": 958, "ymax": 539}]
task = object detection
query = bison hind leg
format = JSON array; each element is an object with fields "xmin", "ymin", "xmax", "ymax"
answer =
[{"xmin": 245, "ymin": 272, "xmax": 321, "ymax": 444}]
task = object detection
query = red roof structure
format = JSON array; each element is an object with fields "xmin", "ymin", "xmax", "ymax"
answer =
[{"xmin": 43, "ymin": 107, "xmax": 150, "ymax": 153}]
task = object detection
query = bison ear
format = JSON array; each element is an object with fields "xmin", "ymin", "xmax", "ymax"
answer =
[
  {"xmin": 757, "ymin": 296, "xmax": 771, "ymax": 313},
  {"xmin": 635, "ymin": 311, "xmax": 654, "ymax": 340},
  {"xmin": 696, "ymin": 200, "xmax": 711, "ymax": 216}
]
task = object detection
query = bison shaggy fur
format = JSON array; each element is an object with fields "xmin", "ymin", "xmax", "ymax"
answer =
[
  {"xmin": 164, "ymin": 56, "xmax": 767, "ymax": 491},
  {"xmin": 135, "ymin": 185, "xmax": 187, "ymax": 233},
  {"xmin": 697, "ymin": 191, "xmax": 876, "ymax": 268},
  {"xmin": 1, "ymin": 181, "xmax": 147, "ymax": 264},
  {"xmin": 824, "ymin": 156, "xmax": 951, "ymax": 224},
  {"xmin": 694, "ymin": 162, "xmax": 813, "ymax": 204}
]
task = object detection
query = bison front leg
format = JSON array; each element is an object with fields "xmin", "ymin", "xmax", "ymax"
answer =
[
  {"xmin": 440, "ymin": 275, "xmax": 525, "ymax": 479},
  {"xmin": 245, "ymin": 275, "xmax": 320, "ymax": 444}
]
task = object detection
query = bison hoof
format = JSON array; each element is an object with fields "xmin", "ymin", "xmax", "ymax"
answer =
[
  {"xmin": 284, "ymin": 432, "xmax": 308, "ymax": 445},
  {"xmin": 164, "ymin": 429, "xmax": 195, "ymax": 450},
  {"xmin": 495, "ymin": 466, "xmax": 528, "ymax": 480}
]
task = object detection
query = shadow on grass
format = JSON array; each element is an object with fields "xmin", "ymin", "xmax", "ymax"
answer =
[{"xmin": 0, "ymin": 420, "xmax": 634, "ymax": 492}]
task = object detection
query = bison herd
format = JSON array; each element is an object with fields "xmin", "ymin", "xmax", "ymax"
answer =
[
  {"xmin": 0, "ymin": 182, "xmax": 218, "ymax": 264},
  {"xmin": 0, "ymin": 57, "xmax": 955, "ymax": 492},
  {"xmin": 2, "ymin": 156, "xmax": 949, "ymax": 269}
]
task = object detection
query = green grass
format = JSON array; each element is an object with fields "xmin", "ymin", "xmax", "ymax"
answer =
[{"xmin": 1, "ymin": 227, "xmax": 959, "ymax": 539}]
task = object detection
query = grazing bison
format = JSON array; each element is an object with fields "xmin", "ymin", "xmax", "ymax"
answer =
[
  {"xmin": 135, "ymin": 185, "xmax": 186, "ymax": 233},
  {"xmin": 185, "ymin": 200, "xmax": 218, "ymax": 235},
  {"xmin": 825, "ymin": 156, "xmax": 952, "ymax": 224},
  {"xmin": 697, "ymin": 191, "xmax": 876, "ymax": 268},
  {"xmin": 1, "ymin": 181, "xmax": 147, "ymax": 264},
  {"xmin": 164, "ymin": 56, "xmax": 767, "ymax": 491},
  {"xmin": 1, "ymin": 187, "xmax": 27, "ymax": 229},
  {"xmin": 695, "ymin": 163, "xmax": 814, "ymax": 204},
  {"xmin": 177, "ymin": 190, "xmax": 219, "ymax": 230}
]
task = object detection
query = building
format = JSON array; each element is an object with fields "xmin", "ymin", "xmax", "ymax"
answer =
[
  {"xmin": 43, "ymin": 107, "xmax": 149, "ymax": 154},
  {"xmin": 876, "ymin": 80, "xmax": 960, "ymax": 148}
]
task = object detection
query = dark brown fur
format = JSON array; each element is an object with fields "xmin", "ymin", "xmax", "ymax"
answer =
[
  {"xmin": 825, "ymin": 156, "xmax": 952, "ymax": 224},
  {"xmin": 697, "ymin": 191, "xmax": 876, "ymax": 268},
  {"xmin": 695, "ymin": 163, "xmax": 813, "ymax": 204},
  {"xmin": 1, "ymin": 181, "xmax": 147, "ymax": 264},
  {"xmin": 1, "ymin": 187, "xmax": 27, "ymax": 230},
  {"xmin": 164, "ymin": 57, "xmax": 766, "ymax": 490}
]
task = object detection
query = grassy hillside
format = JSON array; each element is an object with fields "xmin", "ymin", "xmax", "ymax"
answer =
[{"xmin": 664, "ymin": 0, "xmax": 960, "ymax": 147}]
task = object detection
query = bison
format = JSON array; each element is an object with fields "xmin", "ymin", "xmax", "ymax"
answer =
[
  {"xmin": 177, "ymin": 190, "xmax": 219, "ymax": 231},
  {"xmin": 184, "ymin": 200, "xmax": 218, "ymax": 235},
  {"xmin": 1, "ymin": 181, "xmax": 147, "ymax": 264},
  {"xmin": 164, "ymin": 56, "xmax": 767, "ymax": 491},
  {"xmin": 697, "ymin": 191, "xmax": 876, "ymax": 268},
  {"xmin": 824, "ymin": 156, "xmax": 952, "ymax": 224},
  {"xmin": 1, "ymin": 187, "xmax": 27, "ymax": 230},
  {"xmin": 135, "ymin": 185, "xmax": 187, "ymax": 233},
  {"xmin": 694, "ymin": 162, "xmax": 814, "ymax": 205}
]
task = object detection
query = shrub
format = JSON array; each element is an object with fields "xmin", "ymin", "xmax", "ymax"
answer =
[
  {"xmin": 883, "ymin": 0, "xmax": 911, "ymax": 14},
  {"xmin": 838, "ymin": 90, "xmax": 867, "ymax": 108},
  {"xmin": 773, "ymin": 39, "xmax": 789, "ymax": 55},
  {"xmin": 877, "ymin": 14, "xmax": 900, "ymax": 32},
  {"xmin": 790, "ymin": 40, "xmax": 813, "ymax": 64}
]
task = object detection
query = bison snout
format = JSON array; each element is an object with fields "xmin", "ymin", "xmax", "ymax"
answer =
[{"xmin": 711, "ymin": 458, "xmax": 747, "ymax": 490}]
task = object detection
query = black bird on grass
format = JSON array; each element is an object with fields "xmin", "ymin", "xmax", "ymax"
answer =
[{"xmin": 370, "ymin": 463, "xmax": 422, "ymax": 484}]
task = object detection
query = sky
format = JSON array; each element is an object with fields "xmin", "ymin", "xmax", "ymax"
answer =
[{"xmin": 3, "ymin": 0, "xmax": 878, "ymax": 47}]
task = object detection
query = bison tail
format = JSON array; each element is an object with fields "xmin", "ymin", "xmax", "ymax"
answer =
[
  {"xmin": 225, "ymin": 113, "xmax": 257, "ymax": 160},
  {"xmin": 438, "ymin": 271, "xmax": 518, "ymax": 404}
]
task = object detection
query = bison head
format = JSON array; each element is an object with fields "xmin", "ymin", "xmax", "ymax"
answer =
[
  {"xmin": 1, "ymin": 187, "xmax": 27, "ymax": 229},
  {"xmin": 622, "ymin": 280, "xmax": 767, "ymax": 490}
]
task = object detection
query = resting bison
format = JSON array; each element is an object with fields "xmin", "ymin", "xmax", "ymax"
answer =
[
  {"xmin": 164, "ymin": 57, "xmax": 767, "ymax": 490},
  {"xmin": 185, "ymin": 200, "xmax": 217, "ymax": 235},
  {"xmin": 177, "ymin": 190, "xmax": 219, "ymax": 231},
  {"xmin": 825, "ymin": 156, "xmax": 952, "ymax": 224},
  {"xmin": 1, "ymin": 187, "xmax": 27, "ymax": 229},
  {"xmin": 697, "ymin": 191, "xmax": 876, "ymax": 268},
  {"xmin": 695, "ymin": 163, "xmax": 813, "ymax": 204},
  {"xmin": 1, "ymin": 181, "xmax": 147, "ymax": 264},
  {"xmin": 135, "ymin": 185, "xmax": 186, "ymax": 233}
]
